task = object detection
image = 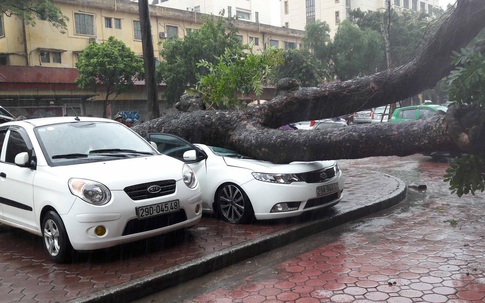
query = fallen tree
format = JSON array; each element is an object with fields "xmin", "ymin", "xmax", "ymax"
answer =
[{"xmin": 134, "ymin": 0, "xmax": 485, "ymax": 164}]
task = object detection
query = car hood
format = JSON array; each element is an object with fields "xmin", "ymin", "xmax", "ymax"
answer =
[
  {"xmin": 223, "ymin": 157, "xmax": 336, "ymax": 173},
  {"xmin": 45, "ymin": 155, "xmax": 184, "ymax": 190}
]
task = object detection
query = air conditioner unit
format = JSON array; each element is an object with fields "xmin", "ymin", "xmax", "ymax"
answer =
[
  {"xmin": 88, "ymin": 37, "xmax": 98, "ymax": 43},
  {"xmin": 159, "ymin": 32, "xmax": 167, "ymax": 39}
]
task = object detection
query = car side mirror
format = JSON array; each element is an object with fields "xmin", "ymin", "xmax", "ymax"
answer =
[
  {"xmin": 149, "ymin": 141, "xmax": 158, "ymax": 150},
  {"xmin": 183, "ymin": 149, "xmax": 207, "ymax": 163},
  {"xmin": 14, "ymin": 151, "xmax": 36, "ymax": 169},
  {"xmin": 183, "ymin": 150, "xmax": 197, "ymax": 161}
]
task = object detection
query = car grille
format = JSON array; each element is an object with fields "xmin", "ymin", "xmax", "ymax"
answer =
[
  {"xmin": 304, "ymin": 192, "xmax": 340, "ymax": 209},
  {"xmin": 124, "ymin": 180, "xmax": 176, "ymax": 200},
  {"xmin": 297, "ymin": 167, "xmax": 337, "ymax": 183},
  {"xmin": 122, "ymin": 210, "xmax": 187, "ymax": 236}
]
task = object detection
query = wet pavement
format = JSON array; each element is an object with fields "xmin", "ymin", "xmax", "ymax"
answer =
[
  {"xmin": 1, "ymin": 154, "xmax": 483, "ymax": 302},
  {"xmin": 138, "ymin": 155, "xmax": 485, "ymax": 303}
]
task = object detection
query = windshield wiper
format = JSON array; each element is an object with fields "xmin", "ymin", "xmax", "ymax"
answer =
[
  {"xmin": 89, "ymin": 149, "xmax": 153, "ymax": 155},
  {"xmin": 52, "ymin": 153, "xmax": 88, "ymax": 159}
]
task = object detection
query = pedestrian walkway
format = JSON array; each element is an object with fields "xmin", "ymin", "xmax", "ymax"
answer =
[
  {"xmin": 139, "ymin": 155, "xmax": 485, "ymax": 303},
  {"xmin": 0, "ymin": 159, "xmax": 406, "ymax": 303}
]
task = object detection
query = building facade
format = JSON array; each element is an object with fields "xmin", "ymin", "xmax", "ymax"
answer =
[
  {"xmin": 0, "ymin": 0, "xmax": 303, "ymax": 119},
  {"xmin": 146, "ymin": 0, "xmax": 282, "ymax": 27},
  {"xmin": 281, "ymin": 0, "xmax": 441, "ymax": 36}
]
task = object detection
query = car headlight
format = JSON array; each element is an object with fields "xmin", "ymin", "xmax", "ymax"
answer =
[
  {"xmin": 252, "ymin": 172, "xmax": 301, "ymax": 184},
  {"xmin": 68, "ymin": 178, "xmax": 111, "ymax": 205},
  {"xmin": 182, "ymin": 164, "xmax": 198, "ymax": 189}
]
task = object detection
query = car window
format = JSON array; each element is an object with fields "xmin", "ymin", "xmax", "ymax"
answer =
[
  {"xmin": 400, "ymin": 109, "xmax": 416, "ymax": 120},
  {"xmin": 5, "ymin": 130, "xmax": 29, "ymax": 163},
  {"xmin": 0, "ymin": 130, "xmax": 6, "ymax": 156},
  {"xmin": 418, "ymin": 108, "xmax": 434, "ymax": 119},
  {"xmin": 148, "ymin": 133, "xmax": 194, "ymax": 161}
]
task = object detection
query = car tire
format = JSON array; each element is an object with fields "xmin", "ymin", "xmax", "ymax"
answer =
[
  {"xmin": 42, "ymin": 211, "xmax": 74, "ymax": 263},
  {"xmin": 215, "ymin": 183, "xmax": 254, "ymax": 224}
]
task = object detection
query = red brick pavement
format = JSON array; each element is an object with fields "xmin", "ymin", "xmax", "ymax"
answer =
[{"xmin": 151, "ymin": 155, "xmax": 485, "ymax": 303}]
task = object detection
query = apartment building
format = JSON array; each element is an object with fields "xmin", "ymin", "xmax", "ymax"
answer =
[
  {"xmin": 281, "ymin": 0, "xmax": 440, "ymax": 36},
  {"xmin": 0, "ymin": 0, "xmax": 303, "ymax": 119},
  {"xmin": 147, "ymin": 0, "xmax": 282, "ymax": 27}
]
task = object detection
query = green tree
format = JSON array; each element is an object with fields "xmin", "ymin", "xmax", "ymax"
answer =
[
  {"xmin": 75, "ymin": 37, "xmax": 144, "ymax": 118},
  {"xmin": 348, "ymin": 9, "xmax": 437, "ymax": 67},
  {"xmin": 197, "ymin": 47, "xmax": 284, "ymax": 108},
  {"xmin": 332, "ymin": 20, "xmax": 386, "ymax": 80},
  {"xmin": 158, "ymin": 16, "xmax": 241, "ymax": 105},
  {"xmin": 0, "ymin": 0, "xmax": 68, "ymax": 31},
  {"xmin": 443, "ymin": 46, "xmax": 485, "ymax": 196},
  {"xmin": 274, "ymin": 50, "xmax": 324, "ymax": 87}
]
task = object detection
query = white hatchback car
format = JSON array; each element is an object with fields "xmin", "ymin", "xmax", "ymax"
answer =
[
  {"xmin": 147, "ymin": 133, "xmax": 344, "ymax": 224},
  {"xmin": 0, "ymin": 117, "xmax": 202, "ymax": 262}
]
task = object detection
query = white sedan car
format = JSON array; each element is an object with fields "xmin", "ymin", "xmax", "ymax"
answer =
[
  {"xmin": 0, "ymin": 117, "xmax": 202, "ymax": 262},
  {"xmin": 147, "ymin": 133, "xmax": 344, "ymax": 224}
]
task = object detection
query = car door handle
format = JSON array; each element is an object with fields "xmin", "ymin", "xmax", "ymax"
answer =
[{"xmin": 0, "ymin": 172, "xmax": 6, "ymax": 178}]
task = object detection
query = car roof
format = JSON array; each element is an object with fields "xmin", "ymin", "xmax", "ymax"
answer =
[
  {"xmin": 1, "ymin": 116, "xmax": 113, "ymax": 128},
  {"xmin": 396, "ymin": 104, "xmax": 447, "ymax": 111}
]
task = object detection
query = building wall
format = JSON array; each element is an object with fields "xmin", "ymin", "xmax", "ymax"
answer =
[{"xmin": 281, "ymin": 0, "xmax": 440, "ymax": 36}]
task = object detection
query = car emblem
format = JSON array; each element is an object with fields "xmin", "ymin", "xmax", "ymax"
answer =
[
  {"xmin": 147, "ymin": 185, "xmax": 162, "ymax": 194},
  {"xmin": 319, "ymin": 172, "xmax": 328, "ymax": 180}
]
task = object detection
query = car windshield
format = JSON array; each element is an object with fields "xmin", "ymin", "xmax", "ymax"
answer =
[
  {"xmin": 35, "ymin": 121, "xmax": 157, "ymax": 166},
  {"xmin": 208, "ymin": 146, "xmax": 250, "ymax": 159}
]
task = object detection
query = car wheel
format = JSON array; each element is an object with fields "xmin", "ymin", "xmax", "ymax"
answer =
[
  {"xmin": 215, "ymin": 183, "xmax": 254, "ymax": 224},
  {"xmin": 42, "ymin": 211, "xmax": 73, "ymax": 263}
]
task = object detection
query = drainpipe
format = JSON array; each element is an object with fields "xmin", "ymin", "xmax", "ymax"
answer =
[{"xmin": 22, "ymin": 18, "xmax": 29, "ymax": 66}]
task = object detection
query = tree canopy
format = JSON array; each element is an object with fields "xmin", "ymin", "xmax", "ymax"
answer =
[
  {"xmin": 75, "ymin": 37, "xmax": 144, "ymax": 118},
  {"xmin": 157, "ymin": 15, "xmax": 242, "ymax": 105},
  {"xmin": 0, "ymin": 0, "xmax": 68, "ymax": 31}
]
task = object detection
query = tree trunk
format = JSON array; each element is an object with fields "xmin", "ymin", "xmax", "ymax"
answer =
[
  {"xmin": 138, "ymin": 0, "xmax": 160, "ymax": 120},
  {"xmin": 133, "ymin": 0, "xmax": 485, "ymax": 163}
]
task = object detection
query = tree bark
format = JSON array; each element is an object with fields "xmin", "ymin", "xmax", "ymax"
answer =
[
  {"xmin": 134, "ymin": 0, "xmax": 485, "ymax": 163},
  {"xmin": 139, "ymin": 0, "xmax": 160, "ymax": 120}
]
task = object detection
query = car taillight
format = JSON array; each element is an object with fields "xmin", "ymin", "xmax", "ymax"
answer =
[
  {"xmin": 371, "ymin": 112, "xmax": 374, "ymax": 118},
  {"xmin": 310, "ymin": 120, "xmax": 315, "ymax": 127}
]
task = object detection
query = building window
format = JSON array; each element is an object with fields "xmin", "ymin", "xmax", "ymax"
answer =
[
  {"xmin": 335, "ymin": 0, "xmax": 340, "ymax": 3},
  {"xmin": 420, "ymin": 1, "xmax": 425, "ymax": 12},
  {"xmin": 166, "ymin": 25, "xmax": 178, "ymax": 38},
  {"xmin": 428, "ymin": 4, "xmax": 433, "ymax": 14},
  {"xmin": 114, "ymin": 18, "xmax": 122, "ymax": 29},
  {"xmin": 40, "ymin": 51, "xmax": 62, "ymax": 64},
  {"xmin": 236, "ymin": 10, "xmax": 251, "ymax": 21},
  {"xmin": 269, "ymin": 39, "xmax": 279, "ymax": 48},
  {"xmin": 394, "ymin": 0, "xmax": 400, "ymax": 6},
  {"xmin": 335, "ymin": 11, "xmax": 340, "ymax": 25},
  {"xmin": 255, "ymin": 12, "xmax": 259, "ymax": 23},
  {"xmin": 412, "ymin": 0, "xmax": 417, "ymax": 11},
  {"xmin": 306, "ymin": 0, "xmax": 315, "ymax": 24},
  {"xmin": 52, "ymin": 52, "xmax": 62, "ymax": 63},
  {"xmin": 403, "ymin": 0, "xmax": 409, "ymax": 9},
  {"xmin": 249, "ymin": 37, "xmax": 259, "ymax": 46},
  {"xmin": 105, "ymin": 17, "xmax": 112, "ymax": 28},
  {"xmin": 284, "ymin": 1, "xmax": 289, "ymax": 14},
  {"xmin": 133, "ymin": 20, "xmax": 141, "ymax": 40},
  {"xmin": 74, "ymin": 13, "xmax": 95, "ymax": 35},
  {"xmin": 228, "ymin": 6, "xmax": 232, "ymax": 17},
  {"xmin": 0, "ymin": 55, "xmax": 8, "ymax": 65},
  {"xmin": 40, "ymin": 51, "xmax": 50, "ymax": 63},
  {"xmin": 236, "ymin": 35, "xmax": 243, "ymax": 43},
  {"xmin": 284, "ymin": 42, "xmax": 296, "ymax": 50},
  {"xmin": 285, "ymin": 22, "xmax": 289, "ymax": 28}
]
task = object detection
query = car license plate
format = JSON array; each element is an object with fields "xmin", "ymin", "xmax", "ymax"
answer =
[
  {"xmin": 316, "ymin": 183, "xmax": 339, "ymax": 196},
  {"xmin": 136, "ymin": 200, "xmax": 180, "ymax": 219}
]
